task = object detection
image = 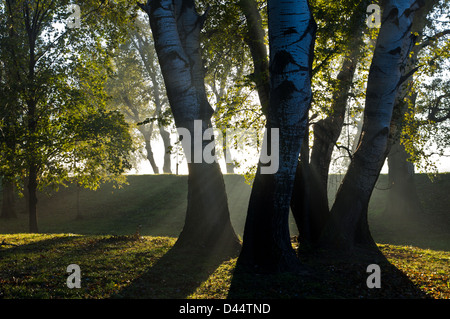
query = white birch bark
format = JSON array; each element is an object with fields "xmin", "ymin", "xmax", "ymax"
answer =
[
  {"xmin": 321, "ymin": 0, "xmax": 424, "ymax": 252},
  {"xmin": 240, "ymin": 0, "xmax": 316, "ymax": 272},
  {"xmin": 139, "ymin": 0, "xmax": 239, "ymax": 251},
  {"xmin": 139, "ymin": 0, "xmax": 199, "ymax": 126}
]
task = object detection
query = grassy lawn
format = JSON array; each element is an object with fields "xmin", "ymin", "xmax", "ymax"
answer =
[
  {"xmin": 0, "ymin": 234, "xmax": 448, "ymax": 299},
  {"xmin": 0, "ymin": 174, "xmax": 449, "ymax": 299}
]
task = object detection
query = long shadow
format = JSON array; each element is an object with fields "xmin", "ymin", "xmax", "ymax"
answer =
[
  {"xmin": 117, "ymin": 243, "xmax": 240, "ymax": 299},
  {"xmin": 0, "ymin": 235, "xmax": 87, "ymax": 260},
  {"xmin": 0, "ymin": 235, "xmax": 145, "ymax": 274},
  {"xmin": 228, "ymin": 249, "xmax": 430, "ymax": 299},
  {"xmin": 0, "ymin": 235, "xmax": 158, "ymax": 297}
]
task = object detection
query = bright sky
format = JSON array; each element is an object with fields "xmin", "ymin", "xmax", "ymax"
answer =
[{"xmin": 130, "ymin": 130, "xmax": 450, "ymax": 176}]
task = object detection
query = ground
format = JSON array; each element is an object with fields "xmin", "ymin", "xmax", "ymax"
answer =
[{"xmin": 0, "ymin": 174, "xmax": 449, "ymax": 299}]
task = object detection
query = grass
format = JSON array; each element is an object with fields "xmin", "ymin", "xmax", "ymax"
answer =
[
  {"xmin": 0, "ymin": 233, "xmax": 175, "ymax": 299},
  {"xmin": 0, "ymin": 234, "xmax": 448, "ymax": 299},
  {"xmin": 0, "ymin": 173, "xmax": 449, "ymax": 299}
]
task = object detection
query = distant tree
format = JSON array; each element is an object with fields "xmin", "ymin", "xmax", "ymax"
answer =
[
  {"xmin": 0, "ymin": 0, "xmax": 135, "ymax": 232},
  {"xmin": 107, "ymin": 18, "xmax": 173, "ymax": 175},
  {"xmin": 131, "ymin": 18, "xmax": 173, "ymax": 174},
  {"xmin": 384, "ymin": 0, "xmax": 450, "ymax": 220},
  {"xmin": 202, "ymin": 0, "xmax": 265, "ymax": 174}
]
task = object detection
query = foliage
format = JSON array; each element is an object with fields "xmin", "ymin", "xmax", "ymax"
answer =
[
  {"xmin": 105, "ymin": 14, "xmax": 174, "ymax": 174},
  {"xmin": 394, "ymin": 0, "xmax": 450, "ymax": 175},
  {"xmin": 199, "ymin": 0, "xmax": 267, "ymax": 175},
  {"xmin": 0, "ymin": 0, "xmax": 137, "ymax": 195}
]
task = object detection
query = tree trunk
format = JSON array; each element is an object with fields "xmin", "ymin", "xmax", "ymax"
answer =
[
  {"xmin": 1, "ymin": 178, "xmax": 16, "ymax": 219},
  {"xmin": 76, "ymin": 182, "xmax": 83, "ymax": 220},
  {"xmin": 297, "ymin": 53, "xmax": 359, "ymax": 247},
  {"xmin": 28, "ymin": 164, "xmax": 39, "ymax": 233},
  {"xmin": 177, "ymin": 161, "xmax": 238, "ymax": 250},
  {"xmin": 138, "ymin": 124, "xmax": 160, "ymax": 174},
  {"xmin": 238, "ymin": 0, "xmax": 316, "ymax": 273},
  {"xmin": 290, "ymin": 134, "xmax": 311, "ymax": 247},
  {"xmin": 238, "ymin": 0, "xmax": 270, "ymax": 116},
  {"xmin": 159, "ymin": 125, "xmax": 172, "ymax": 173},
  {"xmin": 385, "ymin": 140, "xmax": 423, "ymax": 220},
  {"xmin": 145, "ymin": 138, "xmax": 160, "ymax": 174},
  {"xmin": 383, "ymin": 0, "xmax": 438, "ymax": 222},
  {"xmin": 139, "ymin": 0, "xmax": 240, "ymax": 253},
  {"xmin": 223, "ymin": 130, "xmax": 236, "ymax": 174},
  {"xmin": 318, "ymin": 0, "xmax": 423, "ymax": 254},
  {"xmin": 290, "ymin": 0, "xmax": 369, "ymax": 249}
]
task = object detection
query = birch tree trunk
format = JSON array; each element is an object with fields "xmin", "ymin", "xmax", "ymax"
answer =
[
  {"xmin": 319, "ymin": 0, "xmax": 424, "ymax": 254},
  {"xmin": 290, "ymin": 0, "xmax": 370, "ymax": 249},
  {"xmin": 293, "ymin": 48, "xmax": 361, "ymax": 248},
  {"xmin": 384, "ymin": 0, "xmax": 439, "ymax": 221},
  {"xmin": 238, "ymin": 0, "xmax": 316, "ymax": 273},
  {"xmin": 139, "ymin": 0, "xmax": 240, "ymax": 253}
]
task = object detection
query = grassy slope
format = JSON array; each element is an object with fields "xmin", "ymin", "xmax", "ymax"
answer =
[{"xmin": 0, "ymin": 173, "xmax": 449, "ymax": 299}]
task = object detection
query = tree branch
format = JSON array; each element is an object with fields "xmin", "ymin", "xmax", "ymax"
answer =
[
  {"xmin": 137, "ymin": 1, "xmax": 152, "ymax": 14},
  {"xmin": 417, "ymin": 29, "xmax": 450, "ymax": 50},
  {"xmin": 428, "ymin": 93, "xmax": 450, "ymax": 123}
]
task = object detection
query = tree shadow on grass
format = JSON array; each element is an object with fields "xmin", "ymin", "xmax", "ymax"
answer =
[
  {"xmin": 228, "ymin": 249, "xmax": 431, "ymax": 299},
  {"xmin": 116, "ymin": 242, "xmax": 240, "ymax": 299},
  {"xmin": 0, "ymin": 235, "xmax": 137, "ymax": 298}
]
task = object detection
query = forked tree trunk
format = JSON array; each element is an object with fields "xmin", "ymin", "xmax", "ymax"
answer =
[
  {"xmin": 318, "ymin": 0, "xmax": 424, "ymax": 253},
  {"xmin": 145, "ymin": 137, "xmax": 160, "ymax": 174},
  {"xmin": 140, "ymin": 125, "xmax": 160, "ymax": 174},
  {"xmin": 238, "ymin": 0, "xmax": 316, "ymax": 273},
  {"xmin": 291, "ymin": 0, "xmax": 369, "ymax": 249},
  {"xmin": 384, "ymin": 0, "xmax": 438, "ymax": 221},
  {"xmin": 139, "ymin": 0, "xmax": 240, "ymax": 253},
  {"xmin": 295, "ymin": 51, "xmax": 360, "ymax": 248}
]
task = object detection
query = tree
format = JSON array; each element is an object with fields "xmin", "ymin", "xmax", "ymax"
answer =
[
  {"xmin": 130, "ymin": 19, "xmax": 173, "ymax": 174},
  {"xmin": 383, "ymin": 0, "xmax": 447, "ymax": 220},
  {"xmin": 201, "ymin": 0, "xmax": 265, "ymax": 175},
  {"xmin": 318, "ymin": 0, "xmax": 425, "ymax": 254},
  {"xmin": 234, "ymin": 0, "xmax": 377, "ymax": 250},
  {"xmin": 386, "ymin": 0, "xmax": 450, "ymax": 221},
  {"xmin": 291, "ymin": 0, "xmax": 373, "ymax": 248},
  {"xmin": 238, "ymin": 0, "xmax": 316, "ymax": 273},
  {"xmin": 237, "ymin": 0, "xmax": 270, "ymax": 116},
  {"xmin": 138, "ymin": 0, "xmax": 240, "ymax": 253},
  {"xmin": 107, "ymin": 20, "xmax": 173, "ymax": 175},
  {"xmin": 0, "ymin": 0, "xmax": 135, "ymax": 232},
  {"xmin": 0, "ymin": 0, "xmax": 22, "ymax": 219}
]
